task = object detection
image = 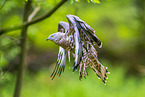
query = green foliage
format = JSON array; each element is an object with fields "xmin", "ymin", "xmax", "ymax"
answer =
[{"xmin": 70, "ymin": 0, "xmax": 100, "ymax": 4}]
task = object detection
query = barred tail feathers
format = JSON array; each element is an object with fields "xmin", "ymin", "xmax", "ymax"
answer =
[{"xmin": 90, "ymin": 60, "xmax": 109, "ymax": 84}]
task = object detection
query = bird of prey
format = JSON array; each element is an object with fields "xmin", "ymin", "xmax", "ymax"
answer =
[{"xmin": 46, "ymin": 15, "xmax": 109, "ymax": 84}]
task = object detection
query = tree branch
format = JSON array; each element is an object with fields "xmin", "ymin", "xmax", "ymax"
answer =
[
  {"xmin": 13, "ymin": 0, "xmax": 32, "ymax": 97},
  {"xmin": 0, "ymin": 0, "xmax": 8, "ymax": 10},
  {"xmin": 28, "ymin": 4, "xmax": 40, "ymax": 22},
  {"xmin": 0, "ymin": 0, "xmax": 67, "ymax": 35}
]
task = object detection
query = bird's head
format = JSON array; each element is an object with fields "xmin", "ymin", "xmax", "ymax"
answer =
[{"xmin": 46, "ymin": 32, "xmax": 65, "ymax": 44}]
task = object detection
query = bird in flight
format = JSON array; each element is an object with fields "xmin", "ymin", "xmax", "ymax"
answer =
[{"xmin": 46, "ymin": 15, "xmax": 109, "ymax": 84}]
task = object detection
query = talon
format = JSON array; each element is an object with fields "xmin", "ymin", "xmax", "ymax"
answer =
[
  {"xmin": 85, "ymin": 70, "xmax": 88, "ymax": 75},
  {"xmin": 82, "ymin": 63, "xmax": 88, "ymax": 77},
  {"xmin": 82, "ymin": 71, "xmax": 85, "ymax": 77},
  {"xmin": 79, "ymin": 72, "xmax": 82, "ymax": 80}
]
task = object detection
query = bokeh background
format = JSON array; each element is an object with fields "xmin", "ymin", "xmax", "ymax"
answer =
[{"xmin": 0, "ymin": 0, "xmax": 145, "ymax": 97}]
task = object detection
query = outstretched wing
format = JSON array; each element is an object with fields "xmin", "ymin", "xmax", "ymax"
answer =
[
  {"xmin": 66, "ymin": 15, "xmax": 83, "ymax": 72},
  {"xmin": 50, "ymin": 46, "xmax": 66, "ymax": 79},
  {"xmin": 72, "ymin": 15, "xmax": 102, "ymax": 48},
  {"xmin": 50, "ymin": 22, "xmax": 69, "ymax": 79},
  {"xmin": 66, "ymin": 15, "xmax": 102, "ymax": 71}
]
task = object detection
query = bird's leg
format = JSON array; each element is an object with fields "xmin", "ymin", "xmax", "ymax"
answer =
[
  {"xmin": 82, "ymin": 63, "xmax": 88, "ymax": 78},
  {"xmin": 81, "ymin": 48, "xmax": 88, "ymax": 78},
  {"xmin": 79, "ymin": 62, "xmax": 83, "ymax": 80}
]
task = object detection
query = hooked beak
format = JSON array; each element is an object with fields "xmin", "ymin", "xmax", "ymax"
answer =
[{"xmin": 46, "ymin": 37, "xmax": 50, "ymax": 41}]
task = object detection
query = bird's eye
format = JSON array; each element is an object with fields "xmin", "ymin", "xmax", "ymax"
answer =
[{"xmin": 51, "ymin": 35, "xmax": 54, "ymax": 38}]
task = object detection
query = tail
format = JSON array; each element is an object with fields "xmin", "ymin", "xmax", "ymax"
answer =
[{"xmin": 90, "ymin": 59, "xmax": 110, "ymax": 84}]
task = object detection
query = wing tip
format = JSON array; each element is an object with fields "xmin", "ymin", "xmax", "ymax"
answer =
[{"xmin": 98, "ymin": 42, "xmax": 102, "ymax": 48}]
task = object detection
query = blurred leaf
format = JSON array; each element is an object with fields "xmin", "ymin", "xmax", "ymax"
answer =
[
  {"xmin": 87, "ymin": 0, "xmax": 90, "ymax": 3},
  {"xmin": 87, "ymin": 0, "xmax": 100, "ymax": 3},
  {"xmin": 70, "ymin": 0, "xmax": 100, "ymax": 4},
  {"xmin": 92, "ymin": 0, "xmax": 100, "ymax": 4},
  {"xmin": 75, "ymin": 0, "xmax": 80, "ymax": 2}
]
